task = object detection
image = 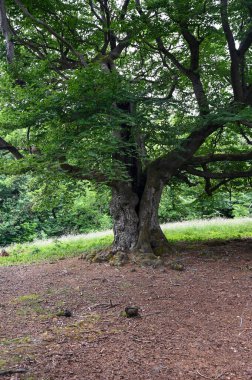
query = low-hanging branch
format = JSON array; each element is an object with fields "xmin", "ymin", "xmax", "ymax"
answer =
[
  {"xmin": 190, "ymin": 151, "xmax": 252, "ymax": 165},
  {"xmin": 186, "ymin": 167, "xmax": 252, "ymax": 179},
  {"xmin": 59, "ymin": 162, "xmax": 109, "ymax": 183}
]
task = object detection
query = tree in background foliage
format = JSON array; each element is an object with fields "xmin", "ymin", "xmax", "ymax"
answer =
[
  {"xmin": 0, "ymin": 174, "xmax": 112, "ymax": 246},
  {"xmin": 0, "ymin": 0, "xmax": 251, "ymax": 260}
]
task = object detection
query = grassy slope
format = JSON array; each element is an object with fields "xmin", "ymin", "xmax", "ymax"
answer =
[{"xmin": 0, "ymin": 218, "xmax": 251, "ymax": 266}]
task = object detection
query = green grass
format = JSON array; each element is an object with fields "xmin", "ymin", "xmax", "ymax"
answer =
[
  {"xmin": 0, "ymin": 235, "xmax": 113, "ymax": 266},
  {"xmin": 0, "ymin": 218, "xmax": 251, "ymax": 266},
  {"xmin": 163, "ymin": 217, "xmax": 252, "ymax": 242}
]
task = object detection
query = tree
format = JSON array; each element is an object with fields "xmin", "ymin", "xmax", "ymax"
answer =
[{"xmin": 0, "ymin": 0, "xmax": 251, "ymax": 261}]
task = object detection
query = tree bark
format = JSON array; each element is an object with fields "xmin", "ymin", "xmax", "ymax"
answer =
[
  {"xmin": 0, "ymin": 0, "xmax": 14, "ymax": 63},
  {"xmin": 110, "ymin": 178, "xmax": 171, "ymax": 257},
  {"xmin": 110, "ymin": 182, "xmax": 139, "ymax": 252},
  {"xmin": 136, "ymin": 178, "xmax": 171, "ymax": 255}
]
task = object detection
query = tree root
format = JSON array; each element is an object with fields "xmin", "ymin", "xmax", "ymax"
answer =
[{"xmin": 80, "ymin": 247, "xmax": 165, "ymax": 267}]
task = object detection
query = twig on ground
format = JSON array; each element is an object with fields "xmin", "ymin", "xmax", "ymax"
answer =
[
  {"xmin": 238, "ymin": 328, "xmax": 252, "ymax": 336},
  {"xmin": 0, "ymin": 368, "xmax": 27, "ymax": 376},
  {"xmin": 196, "ymin": 370, "xmax": 212, "ymax": 379},
  {"xmin": 89, "ymin": 300, "xmax": 120, "ymax": 310},
  {"xmin": 144, "ymin": 311, "xmax": 163, "ymax": 317},
  {"xmin": 196, "ymin": 370, "xmax": 229, "ymax": 380}
]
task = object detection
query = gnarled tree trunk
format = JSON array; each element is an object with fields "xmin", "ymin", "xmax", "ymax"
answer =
[
  {"xmin": 110, "ymin": 182, "xmax": 139, "ymax": 252},
  {"xmin": 110, "ymin": 176, "xmax": 172, "ymax": 259}
]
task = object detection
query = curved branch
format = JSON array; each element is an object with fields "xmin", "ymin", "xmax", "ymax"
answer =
[
  {"xmin": 0, "ymin": 137, "xmax": 23, "ymax": 159},
  {"xmin": 156, "ymin": 36, "xmax": 209, "ymax": 114},
  {"xmin": 14, "ymin": 0, "xmax": 87, "ymax": 66},
  {"xmin": 109, "ymin": 33, "xmax": 131, "ymax": 60},
  {"xmin": 60, "ymin": 162, "xmax": 109, "ymax": 183},
  {"xmin": 238, "ymin": 26, "xmax": 252, "ymax": 57},
  {"xmin": 149, "ymin": 122, "xmax": 223, "ymax": 181},
  {"xmin": 204, "ymin": 178, "xmax": 232, "ymax": 195}
]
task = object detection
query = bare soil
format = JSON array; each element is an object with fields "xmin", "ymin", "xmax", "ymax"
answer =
[{"xmin": 0, "ymin": 239, "xmax": 252, "ymax": 380}]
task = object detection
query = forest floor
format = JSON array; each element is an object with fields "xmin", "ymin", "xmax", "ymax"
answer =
[{"xmin": 0, "ymin": 238, "xmax": 252, "ymax": 380}]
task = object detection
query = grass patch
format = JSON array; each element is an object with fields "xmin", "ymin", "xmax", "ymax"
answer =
[
  {"xmin": 14, "ymin": 294, "xmax": 41, "ymax": 303},
  {"xmin": 0, "ymin": 336, "xmax": 31, "ymax": 347},
  {"xmin": 0, "ymin": 218, "xmax": 251, "ymax": 266},
  {"xmin": 0, "ymin": 235, "xmax": 113, "ymax": 266},
  {"xmin": 163, "ymin": 217, "xmax": 252, "ymax": 242}
]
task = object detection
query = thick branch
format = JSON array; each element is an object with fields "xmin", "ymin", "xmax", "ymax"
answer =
[
  {"xmin": 191, "ymin": 151, "xmax": 252, "ymax": 165},
  {"xmin": 0, "ymin": 0, "xmax": 14, "ymax": 63},
  {"xmin": 220, "ymin": 0, "xmax": 243, "ymax": 101},
  {"xmin": 238, "ymin": 26, "xmax": 252, "ymax": 57},
  {"xmin": 179, "ymin": 24, "xmax": 200, "ymax": 72},
  {"xmin": 157, "ymin": 37, "xmax": 209, "ymax": 114},
  {"xmin": 109, "ymin": 33, "xmax": 131, "ymax": 60},
  {"xmin": 119, "ymin": 0, "xmax": 130, "ymax": 20},
  {"xmin": 0, "ymin": 137, "xmax": 23, "ymax": 159},
  {"xmin": 60, "ymin": 162, "xmax": 108, "ymax": 183},
  {"xmin": 149, "ymin": 122, "xmax": 223, "ymax": 181}
]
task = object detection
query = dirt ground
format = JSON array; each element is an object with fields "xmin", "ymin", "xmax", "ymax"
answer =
[{"xmin": 0, "ymin": 239, "xmax": 252, "ymax": 380}]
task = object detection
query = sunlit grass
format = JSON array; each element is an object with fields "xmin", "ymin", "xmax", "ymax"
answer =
[
  {"xmin": 163, "ymin": 217, "xmax": 252, "ymax": 242},
  {"xmin": 0, "ymin": 218, "xmax": 251, "ymax": 266}
]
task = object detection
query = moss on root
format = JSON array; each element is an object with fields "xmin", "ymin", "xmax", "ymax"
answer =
[{"xmin": 80, "ymin": 247, "xmax": 164, "ymax": 267}]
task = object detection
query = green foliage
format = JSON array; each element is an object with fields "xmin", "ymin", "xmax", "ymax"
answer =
[
  {"xmin": 0, "ymin": 174, "xmax": 112, "ymax": 246},
  {"xmin": 0, "ymin": 172, "xmax": 251, "ymax": 246},
  {"xmin": 0, "ymin": 0, "xmax": 251, "ymax": 248},
  {"xmin": 159, "ymin": 180, "xmax": 252, "ymax": 222}
]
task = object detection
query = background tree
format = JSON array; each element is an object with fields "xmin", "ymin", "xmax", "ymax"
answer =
[{"xmin": 0, "ymin": 0, "xmax": 251, "ymax": 259}]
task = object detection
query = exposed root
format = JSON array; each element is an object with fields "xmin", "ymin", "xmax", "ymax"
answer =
[{"xmin": 80, "ymin": 247, "xmax": 164, "ymax": 267}]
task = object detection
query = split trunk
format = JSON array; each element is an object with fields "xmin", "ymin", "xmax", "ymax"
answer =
[{"xmin": 109, "ymin": 178, "xmax": 171, "ymax": 256}]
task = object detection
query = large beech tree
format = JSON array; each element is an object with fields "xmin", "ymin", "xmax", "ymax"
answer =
[{"xmin": 0, "ymin": 0, "xmax": 251, "ymax": 260}]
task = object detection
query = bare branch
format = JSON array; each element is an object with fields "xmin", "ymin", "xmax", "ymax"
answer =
[
  {"xmin": 239, "ymin": 127, "xmax": 252, "ymax": 145},
  {"xmin": 149, "ymin": 123, "xmax": 224, "ymax": 182},
  {"xmin": 240, "ymin": 120, "xmax": 252, "ymax": 129},
  {"xmin": 156, "ymin": 37, "xmax": 188, "ymax": 75},
  {"xmin": 156, "ymin": 36, "xmax": 209, "ymax": 114},
  {"xmin": 191, "ymin": 151, "xmax": 252, "ymax": 165},
  {"xmin": 0, "ymin": 137, "xmax": 23, "ymax": 160}
]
